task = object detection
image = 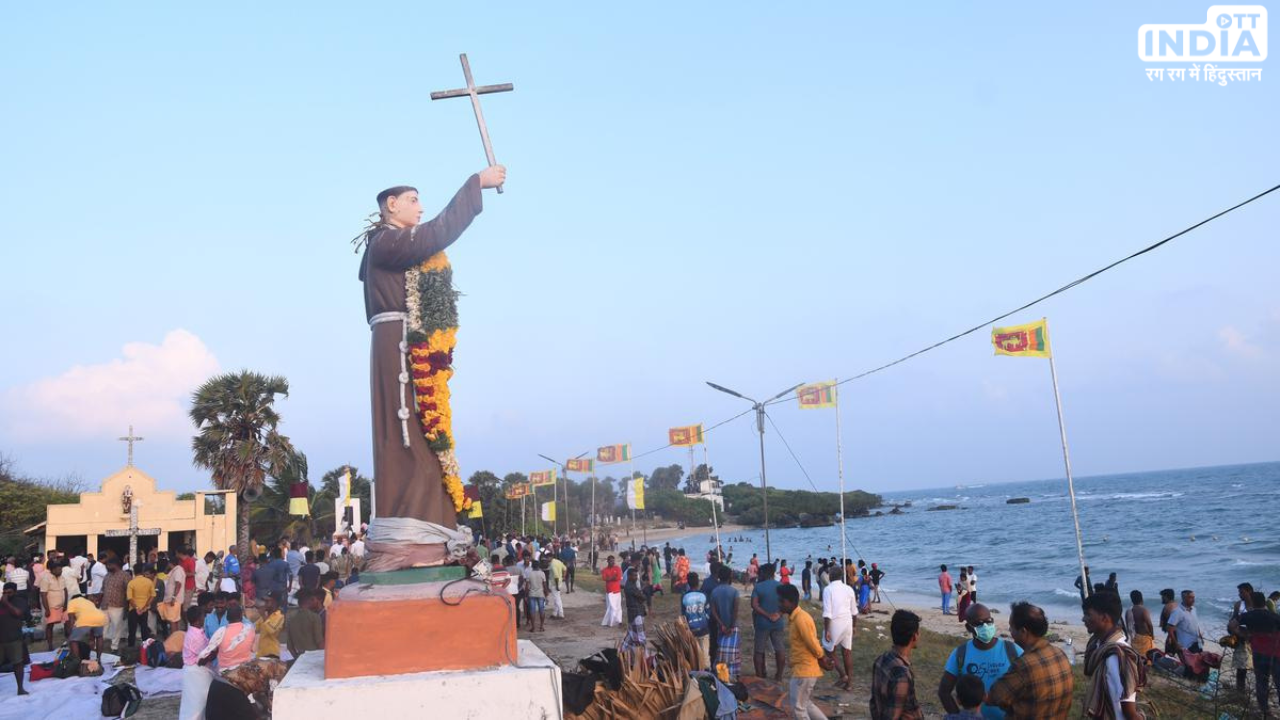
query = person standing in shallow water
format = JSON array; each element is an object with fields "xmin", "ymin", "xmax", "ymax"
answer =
[{"xmin": 939, "ymin": 564, "xmax": 954, "ymax": 615}]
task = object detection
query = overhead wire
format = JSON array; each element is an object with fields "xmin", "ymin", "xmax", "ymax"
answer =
[
  {"xmin": 765, "ymin": 181, "xmax": 1280, "ymax": 406},
  {"xmin": 764, "ymin": 410, "xmax": 898, "ymax": 609}
]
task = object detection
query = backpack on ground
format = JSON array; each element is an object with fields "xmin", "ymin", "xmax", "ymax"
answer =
[
  {"xmin": 145, "ymin": 642, "xmax": 167, "ymax": 668},
  {"xmin": 101, "ymin": 682, "xmax": 143, "ymax": 718},
  {"xmin": 53, "ymin": 646, "xmax": 81, "ymax": 679}
]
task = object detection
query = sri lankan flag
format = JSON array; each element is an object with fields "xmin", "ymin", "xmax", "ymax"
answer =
[
  {"xmin": 669, "ymin": 424, "xmax": 704, "ymax": 447},
  {"xmin": 566, "ymin": 458, "xmax": 594, "ymax": 473},
  {"xmin": 530, "ymin": 469, "xmax": 558, "ymax": 487},
  {"xmin": 597, "ymin": 444, "xmax": 630, "ymax": 464},
  {"xmin": 797, "ymin": 382, "xmax": 837, "ymax": 409},
  {"xmin": 505, "ymin": 483, "xmax": 530, "ymax": 500},
  {"xmin": 993, "ymin": 319, "xmax": 1052, "ymax": 358}
]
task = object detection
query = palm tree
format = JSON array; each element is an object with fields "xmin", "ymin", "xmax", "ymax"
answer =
[{"xmin": 190, "ymin": 371, "xmax": 296, "ymax": 554}]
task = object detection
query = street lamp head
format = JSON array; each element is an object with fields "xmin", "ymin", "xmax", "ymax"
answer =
[
  {"xmin": 767, "ymin": 383, "xmax": 806, "ymax": 404},
  {"xmin": 706, "ymin": 381, "xmax": 754, "ymax": 403}
]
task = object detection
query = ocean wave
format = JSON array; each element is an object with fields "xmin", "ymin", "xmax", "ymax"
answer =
[
  {"xmin": 1075, "ymin": 491, "xmax": 1184, "ymax": 501},
  {"xmin": 1233, "ymin": 559, "xmax": 1272, "ymax": 567},
  {"xmin": 1053, "ymin": 588, "xmax": 1081, "ymax": 598}
]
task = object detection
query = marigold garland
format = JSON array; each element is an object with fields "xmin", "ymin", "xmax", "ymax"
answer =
[{"xmin": 404, "ymin": 251, "xmax": 469, "ymax": 513}]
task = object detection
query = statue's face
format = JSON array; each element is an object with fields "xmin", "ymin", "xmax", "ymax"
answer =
[{"xmin": 384, "ymin": 191, "xmax": 422, "ymax": 227}]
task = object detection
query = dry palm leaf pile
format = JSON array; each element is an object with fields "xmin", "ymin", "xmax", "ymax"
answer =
[{"xmin": 572, "ymin": 618, "xmax": 708, "ymax": 719}]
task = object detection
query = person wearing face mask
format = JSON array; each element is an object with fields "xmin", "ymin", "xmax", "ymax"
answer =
[{"xmin": 938, "ymin": 603, "xmax": 1024, "ymax": 719}]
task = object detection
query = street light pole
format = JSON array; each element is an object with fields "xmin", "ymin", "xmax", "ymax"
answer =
[
  {"xmin": 706, "ymin": 380, "xmax": 802, "ymax": 565},
  {"xmin": 755, "ymin": 402, "xmax": 771, "ymax": 563}
]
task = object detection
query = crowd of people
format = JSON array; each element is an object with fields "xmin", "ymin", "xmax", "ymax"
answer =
[
  {"xmin": 7, "ymin": 529, "xmax": 1278, "ymax": 719},
  {"xmin": 571, "ymin": 541, "xmax": 1280, "ymax": 720},
  {"xmin": 0, "ymin": 528, "xmax": 369, "ymax": 714}
]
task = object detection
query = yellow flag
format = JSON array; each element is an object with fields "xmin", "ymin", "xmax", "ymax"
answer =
[
  {"xmin": 993, "ymin": 318, "xmax": 1052, "ymax": 358},
  {"xmin": 541, "ymin": 501, "xmax": 556, "ymax": 522},
  {"xmin": 468, "ymin": 501, "xmax": 483, "ymax": 519},
  {"xmin": 627, "ymin": 477, "xmax": 645, "ymax": 510}
]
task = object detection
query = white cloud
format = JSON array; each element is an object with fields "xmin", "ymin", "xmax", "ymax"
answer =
[
  {"xmin": 1219, "ymin": 325, "xmax": 1264, "ymax": 360},
  {"xmin": 2, "ymin": 329, "xmax": 220, "ymax": 441}
]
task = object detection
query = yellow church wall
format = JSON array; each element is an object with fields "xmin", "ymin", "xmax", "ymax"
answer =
[{"xmin": 44, "ymin": 466, "xmax": 237, "ymax": 558}]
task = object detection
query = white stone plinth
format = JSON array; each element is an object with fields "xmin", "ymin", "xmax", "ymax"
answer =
[{"xmin": 272, "ymin": 641, "xmax": 562, "ymax": 720}]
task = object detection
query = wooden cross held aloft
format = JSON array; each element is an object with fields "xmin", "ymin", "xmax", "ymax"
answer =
[{"xmin": 431, "ymin": 53, "xmax": 513, "ymax": 193}]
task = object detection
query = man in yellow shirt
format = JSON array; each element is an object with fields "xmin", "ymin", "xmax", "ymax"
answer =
[
  {"xmin": 548, "ymin": 556, "xmax": 567, "ymax": 619},
  {"xmin": 127, "ymin": 566, "xmax": 156, "ymax": 646},
  {"xmin": 779, "ymin": 584, "xmax": 829, "ymax": 720},
  {"xmin": 255, "ymin": 592, "xmax": 285, "ymax": 658},
  {"xmin": 38, "ymin": 562, "xmax": 78, "ymax": 650},
  {"xmin": 66, "ymin": 594, "xmax": 107, "ymax": 662}
]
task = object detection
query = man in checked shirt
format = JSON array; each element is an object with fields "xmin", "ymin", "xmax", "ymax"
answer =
[
  {"xmin": 870, "ymin": 610, "xmax": 924, "ymax": 720},
  {"xmin": 988, "ymin": 602, "xmax": 1075, "ymax": 719}
]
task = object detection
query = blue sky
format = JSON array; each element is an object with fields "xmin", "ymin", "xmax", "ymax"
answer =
[{"xmin": 1, "ymin": 3, "xmax": 1276, "ymax": 496}]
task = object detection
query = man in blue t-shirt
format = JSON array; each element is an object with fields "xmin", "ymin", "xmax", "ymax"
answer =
[
  {"xmin": 938, "ymin": 603, "xmax": 1023, "ymax": 720},
  {"xmin": 750, "ymin": 563, "xmax": 787, "ymax": 681},
  {"xmin": 559, "ymin": 545, "xmax": 576, "ymax": 593},
  {"xmin": 701, "ymin": 562, "xmax": 721, "ymax": 666},
  {"xmin": 681, "ymin": 572, "xmax": 710, "ymax": 668},
  {"xmin": 709, "ymin": 565, "xmax": 741, "ymax": 680}
]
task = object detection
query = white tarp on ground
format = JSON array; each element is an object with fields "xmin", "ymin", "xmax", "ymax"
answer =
[
  {"xmin": 0, "ymin": 650, "xmax": 121, "ymax": 720},
  {"xmin": 133, "ymin": 663, "xmax": 185, "ymax": 696}
]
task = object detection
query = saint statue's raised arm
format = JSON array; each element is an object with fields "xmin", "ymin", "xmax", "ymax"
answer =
[{"xmin": 356, "ymin": 164, "xmax": 506, "ymax": 572}]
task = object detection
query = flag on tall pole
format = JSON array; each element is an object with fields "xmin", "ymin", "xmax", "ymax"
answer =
[
  {"xmin": 797, "ymin": 382, "xmax": 837, "ymax": 409},
  {"xmin": 597, "ymin": 444, "xmax": 630, "ymax": 464},
  {"xmin": 530, "ymin": 469, "xmax": 557, "ymax": 487},
  {"xmin": 626, "ymin": 476, "xmax": 645, "ymax": 510},
  {"xmin": 468, "ymin": 501, "xmax": 483, "ymax": 519},
  {"xmin": 797, "ymin": 379, "xmax": 847, "ymax": 572},
  {"xmin": 566, "ymin": 458, "xmax": 594, "ymax": 473},
  {"xmin": 992, "ymin": 318, "xmax": 1089, "ymax": 598},
  {"xmin": 541, "ymin": 501, "xmax": 556, "ymax": 523},
  {"xmin": 668, "ymin": 424, "xmax": 704, "ymax": 447},
  {"xmin": 992, "ymin": 319, "xmax": 1052, "ymax": 358}
]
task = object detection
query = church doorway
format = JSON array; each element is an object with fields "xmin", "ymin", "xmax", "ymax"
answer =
[{"xmin": 97, "ymin": 535, "xmax": 157, "ymax": 566}]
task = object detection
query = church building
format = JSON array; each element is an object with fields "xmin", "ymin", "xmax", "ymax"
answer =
[{"xmin": 35, "ymin": 465, "xmax": 237, "ymax": 563}]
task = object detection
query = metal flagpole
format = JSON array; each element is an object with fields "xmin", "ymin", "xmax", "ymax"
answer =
[
  {"xmin": 590, "ymin": 471, "xmax": 598, "ymax": 571},
  {"xmin": 1048, "ymin": 354, "xmax": 1089, "ymax": 599},
  {"xmin": 705, "ymin": 443, "xmax": 722, "ymax": 562},
  {"xmin": 628, "ymin": 451, "xmax": 639, "ymax": 547},
  {"xmin": 834, "ymin": 379, "xmax": 848, "ymax": 574}
]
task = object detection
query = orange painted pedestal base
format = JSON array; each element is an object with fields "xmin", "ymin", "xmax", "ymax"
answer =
[{"xmin": 324, "ymin": 577, "xmax": 517, "ymax": 679}]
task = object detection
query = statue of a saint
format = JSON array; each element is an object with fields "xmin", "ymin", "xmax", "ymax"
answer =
[{"xmin": 356, "ymin": 165, "xmax": 506, "ymax": 572}]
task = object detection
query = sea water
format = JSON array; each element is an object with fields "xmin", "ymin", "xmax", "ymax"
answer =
[{"xmin": 669, "ymin": 462, "xmax": 1278, "ymax": 637}]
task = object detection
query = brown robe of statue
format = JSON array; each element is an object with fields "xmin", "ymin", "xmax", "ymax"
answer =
[{"xmin": 358, "ymin": 175, "xmax": 482, "ymax": 541}]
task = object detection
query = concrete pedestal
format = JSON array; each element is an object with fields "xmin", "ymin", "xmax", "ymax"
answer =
[
  {"xmin": 324, "ymin": 574, "xmax": 516, "ymax": 678},
  {"xmin": 273, "ymin": 641, "xmax": 562, "ymax": 719}
]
